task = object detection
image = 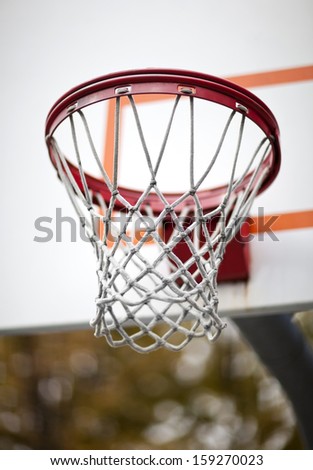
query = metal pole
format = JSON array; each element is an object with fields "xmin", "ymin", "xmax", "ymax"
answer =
[{"xmin": 233, "ymin": 313, "xmax": 313, "ymax": 449}]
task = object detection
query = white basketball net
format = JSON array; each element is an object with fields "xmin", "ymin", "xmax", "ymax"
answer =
[{"xmin": 47, "ymin": 93, "xmax": 273, "ymax": 353}]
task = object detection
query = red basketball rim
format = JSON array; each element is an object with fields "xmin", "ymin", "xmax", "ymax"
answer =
[{"xmin": 45, "ymin": 69, "xmax": 281, "ymax": 213}]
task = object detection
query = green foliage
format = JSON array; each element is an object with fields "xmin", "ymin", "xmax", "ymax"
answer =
[{"xmin": 0, "ymin": 313, "xmax": 312, "ymax": 450}]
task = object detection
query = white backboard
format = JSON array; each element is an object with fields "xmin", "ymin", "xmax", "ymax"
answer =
[{"xmin": 1, "ymin": 0, "xmax": 312, "ymax": 333}]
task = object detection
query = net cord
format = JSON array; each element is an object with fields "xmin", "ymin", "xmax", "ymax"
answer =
[{"xmin": 48, "ymin": 94, "xmax": 272, "ymax": 352}]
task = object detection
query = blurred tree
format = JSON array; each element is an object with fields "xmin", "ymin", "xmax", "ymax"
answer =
[{"xmin": 0, "ymin": 311, "xmax": 312, "ymax": 450}]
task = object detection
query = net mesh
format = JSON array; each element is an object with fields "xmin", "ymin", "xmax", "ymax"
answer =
[{"xmin": 47, "ymin": 93, "xmax": 273, "ymax": 353}]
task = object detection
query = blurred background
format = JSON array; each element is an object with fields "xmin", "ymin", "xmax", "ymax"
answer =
[{"xmin": 0, "ymin": 312, "xmax": 312, "ymax": 450}]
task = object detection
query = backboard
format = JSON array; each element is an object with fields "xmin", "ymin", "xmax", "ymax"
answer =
[{"xmin": 1, "ymin": 0, "xmax": 312, "ymax": 334}]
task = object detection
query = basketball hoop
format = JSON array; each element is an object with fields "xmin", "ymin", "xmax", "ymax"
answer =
[{"xmin": 45, "ymin": 69, "xmax": 280, "ymax": 352}]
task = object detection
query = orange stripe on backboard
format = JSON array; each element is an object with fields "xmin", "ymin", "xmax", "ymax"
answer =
[
  {"xmin": 250, "ymin": 210, "xmax": 313, "ymax": 233},
  {"xmin": 102, "ymin": 65, "xmax": 313, "ymax": 166},
  {"xmin": 227, "ymin": 64, "xmax": 313, "ymax": 88},
  {"xmin": 103, "ymin": 99, "xmax": 116, "ymax": 181},
  {"xmin": 101, "ymin": 65, "xmax": 313, "ymax": 230},
  {"xmin": 102, "ymin": 65, "xmax": 313, "ymax": 168}
]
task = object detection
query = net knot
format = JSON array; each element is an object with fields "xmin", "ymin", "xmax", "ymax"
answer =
[
  {"xmin": 155, "ymin": 314, "xmax": 163, "ymax": 321},
  {"xmin": 219, "ymin": 201, "xmax": 227, "ymax": 211},
  {"xmin": 165, "ymin": 205, "xmax": 173, "ymax": 214},
  {"xmin": 180, "ymin": 231, "xmax": 188, "ymax": 240},
  {"xmin": 203, "ymin": 305, "xmax": 214, "ymax": 317},
  {"xmin": 90, "ymin": 234, "xmax": 99, "ymax": 244}
]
